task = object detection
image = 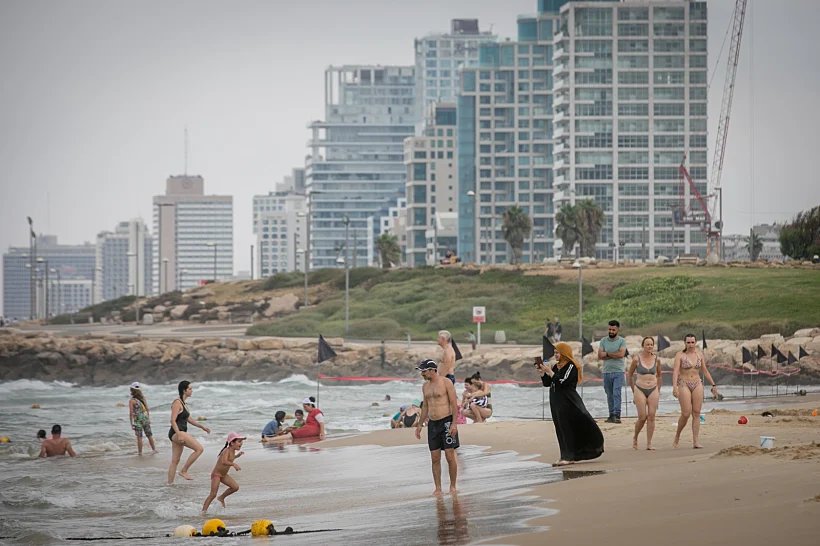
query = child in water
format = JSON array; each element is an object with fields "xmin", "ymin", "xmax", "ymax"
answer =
[
  {"xmin": 292, "ymin": 409, "xmax": 306, "ymax": 429},
  {"xmin": 202, "ymin": 432, "xmax": 245, "ymax": 513}
]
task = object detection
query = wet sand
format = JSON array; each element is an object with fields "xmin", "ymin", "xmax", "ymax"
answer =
[{"xmin": 324, "ymin": 394, "xmax": 820, "ymax": 546}]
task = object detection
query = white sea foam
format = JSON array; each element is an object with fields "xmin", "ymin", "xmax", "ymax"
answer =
[
  {"xmin": 277, "ymin": 374, "xmax": 317, "ymax": 387},
  {"xmin": 0, "ymin": 379, "xmax": 75, "ymax": 393}
]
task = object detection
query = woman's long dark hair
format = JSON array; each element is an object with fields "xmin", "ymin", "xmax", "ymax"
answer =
[
  {"xmin": 177, "ymin": 381, "xmax": 191, "ymax": 401},
  {"xmin": 275, "ymin": 410, "xmax": 286, "ymax": 424},
  {"xmin": 131, "ymin": 387, "xmax": 149, "ymax": 415}
]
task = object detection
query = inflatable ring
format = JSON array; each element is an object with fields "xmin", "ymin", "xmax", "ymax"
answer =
[{"xmin": 173, "ymin": 524, "xmax": 196, "ymax": 537}]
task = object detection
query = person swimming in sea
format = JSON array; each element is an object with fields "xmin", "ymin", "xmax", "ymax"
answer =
[{"xmin": 39, "ymin": 425, "xmax": 76, "ymax": 458}]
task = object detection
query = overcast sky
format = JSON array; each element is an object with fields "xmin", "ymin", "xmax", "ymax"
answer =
[{"xmin": 1, "ymin": 0, "xmax": 819, "ymax": 312}]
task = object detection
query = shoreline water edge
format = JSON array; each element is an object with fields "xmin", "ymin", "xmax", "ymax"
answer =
[{"xmin": 0, "ymin": 375, "xmax": 819, "ymax": 545}]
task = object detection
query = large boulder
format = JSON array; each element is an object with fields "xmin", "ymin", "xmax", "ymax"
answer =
[
  {"xmin": 256, "ymin": 338, "xmax": 285, "ymax": 351},
  {"xmin": 153, "ymin": 305, "xmax": 167, "ymax": 315},
  {"xmin": 263, "ymin": 294, "xmax": 299, "ymax": 318},
  {"xmin": 170, "ymin": 305, "xmax": 189, "ymax": 320},
  {"xmin": 142, "ymin": 314, "xmax": 154, "ymax": 325}
]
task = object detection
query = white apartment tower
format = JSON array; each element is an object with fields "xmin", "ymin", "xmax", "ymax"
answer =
[
  {"xmin": 414, "ymin": 19, "xmax": 497, "ymax": 132},
  {"xmin": 95, "ymin": 219, "xmax": 154, "ymax": 302},
  {"xmin": 306, "ymin": 65, "xmax": 415, "ymax": 269},
  {"xmin": 252, "ymin": 191, "xmax": 307, "ymax": 278},
  {"xmin": 404, "ymin": 102, "xmax": 461, "ymax": 266},
  {"xmin": 552, "ymin": 0, "xmax": 708, "ymax": 260},
  {"xmin": 153, "ymin": 175, "xmax": 233, "ymax": 293}
]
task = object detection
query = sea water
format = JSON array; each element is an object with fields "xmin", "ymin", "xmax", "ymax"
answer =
[{"xmin": 0, "ymin": 378, "xmax": 813, "ymax": 544}]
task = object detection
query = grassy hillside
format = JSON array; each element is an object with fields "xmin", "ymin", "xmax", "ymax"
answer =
[{"xmin": 246, "ymin": 266, "xmax": 820, "ymax": 343}]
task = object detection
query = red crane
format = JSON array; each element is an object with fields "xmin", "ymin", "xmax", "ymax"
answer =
[{"xmin": 676, "ymin": 0, "xmax": 748, "ymax": 259}]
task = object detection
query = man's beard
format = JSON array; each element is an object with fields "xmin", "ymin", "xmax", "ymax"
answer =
[{"xmin": 609, "ymin": 333, "xmax": 617, "ymax": 339}]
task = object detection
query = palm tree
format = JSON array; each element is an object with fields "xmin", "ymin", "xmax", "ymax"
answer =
[
  {"xmin": 745, "ymin": 232, "xmax": 763, "ymax": 261},
  {"xmin": 555, "ymin": 204, "xmax": 582, "ymax": 258},
  {"xmin": 501, "ymin": 206, "xmax": 532, "ymax": 264},
  {"xmin": 375, "ymin": 234, "xmax": 401, "ymax": 269},
  {"xmin": 576, "ymin": 199, "xmax": 606, "ymax": 257}
]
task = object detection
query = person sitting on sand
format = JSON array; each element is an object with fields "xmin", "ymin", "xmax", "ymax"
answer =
[
  {"xmin": 262, "ymin": 411, "xmax": 287, "ymax": 439},
  {"xmin": 292, "ymin": 409, "xmax": 306, "ymax": 429},
  {"xmin": 672, "ymin": 334, "xmax": 719, "ymax": 449},
  {"xmin": 391, "ymin": 405, "xmax": 409, "ymax": 429},
  {"xmin": 39, "ymin": 424, "xmax": 76, "ymax": 458},
  {"xmin": 266, "ymin": 397, "xmax": 325, "ymax": 441},
  {"xmin": 202, "ymin": 432, "xmax": 245, "ymax": 513},
  {"xmin": 628, "ymin": 337, "xmax": 662, "ymax": 450},
  {"xmin": 399, "ymin": 403, "xmax": 421, "ymax": 428},
  {"xmin": 461, "ymin": 372, "xmax": 493, "ymax": 423}
]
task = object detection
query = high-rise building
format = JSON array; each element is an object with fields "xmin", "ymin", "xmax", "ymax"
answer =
[
  {"xmin": 458, "ymin": 5, "xmax": 564, "ymax": 264},
  {"xmin": 552, "ymin": 0, "xmax": 708, "ymax": 260},
  {"xmin": 2, "ymin": 235, "xmax": 96, "ymax": 319},
  {"xmin": 153, "ymin": 175, "xmax": 233, "ymax": 293},
  {"xmin": 306, "ymin": 65, "xmax": 415, "ymax": 269},
  {"xmin": 405, "ymin": 102, "xmax": 461, "ymax": 266},
  {"xmin": 252, "ymin": 191, "xmax": 307, "ymax": 278},
  {"xmin": 414, "ymin": 19, "xmax": 497, "ymax": 133},
  {"xmin": 95, "ymin": 219, "xmax": 154, "ymax": 302},
  {"xmin": 276, "ymin": 167, "xmax": 306, "ymax": 195}
]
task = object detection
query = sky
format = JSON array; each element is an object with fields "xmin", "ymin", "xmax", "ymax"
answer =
[{"xmin": 1, "ymin": 0, "xmax": 819, "ymax": 313}]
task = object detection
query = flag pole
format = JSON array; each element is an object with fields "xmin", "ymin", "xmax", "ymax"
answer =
[{"xmin": 316, "ymin": 363, "xmax": 320, "ymax": 407}]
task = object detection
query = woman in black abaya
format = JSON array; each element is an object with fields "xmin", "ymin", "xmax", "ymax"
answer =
[{"xmin": 537, "ymin": 342, "xmax": 604, "ymax": 466}]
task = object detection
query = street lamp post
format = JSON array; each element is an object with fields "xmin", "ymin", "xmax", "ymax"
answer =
[
  {"xmin": 162, "ymin": 258, "xmax": 169, "ymax": 294},
  {"xmin": 574, "ymin": 248, "xmax": 582, "ymax": 341},
  {"xmin": 432, "ymin": 213, "xmax": 438, "ymax": 265},
  {"xmin": 467, "ymin": 190, "xmax": 476, "ymax": 263},
  {"xmin": 297, "ymin": 249, "xmax": 307, "ymax": 306},
  {"xmin": 27, "ymin": 217, "xmax": 36, "ymax": 320},
  {"xmin": 37, "ymin": 257, "xmax": 49, "ymax": 321},
  {"xmin": 297, "ymin": 211, "xmax": 309, "ymax": 307},
  {"xmin": 343, "ymin": 216, "xmax": 350, "ymax": 332},
  {"xmin": 207, "ymin": 242, "xmax": 218, "ymax": 282}
]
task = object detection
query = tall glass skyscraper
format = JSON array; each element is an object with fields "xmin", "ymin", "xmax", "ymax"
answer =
[
  {"xmin": 307, "ymin": 65, "xmax": 415, "ymax": 269},
  {"xmin": 553, "ymin": 0, "xmax": 708, "ymax": 259}
]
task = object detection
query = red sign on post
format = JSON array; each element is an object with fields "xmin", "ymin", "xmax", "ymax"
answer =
[{"xmin": 472, "ymin": 306, "xmax": 486, "ymax": 323}]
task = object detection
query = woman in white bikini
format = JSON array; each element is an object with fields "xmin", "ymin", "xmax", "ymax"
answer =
[
  {"xmin": 672, "ymin": 334, "xmax": 719, "ymax": 449},
  {"xmin": 627, "ymin": 337, "xmax": 662, "ymax": 450}
]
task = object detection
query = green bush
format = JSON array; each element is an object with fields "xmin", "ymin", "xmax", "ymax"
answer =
[
  {"xmin": 585, "ymin": 276, "xmax": 701, "ymax": 327},
  {"xmin": 346, "ymin": 318, "xmax": 405, "ymax": 339},
  {"xmin": 309, "ymin": 268, "xmax": 344, "ymax": 285},
  {"xmin": 338, "ymin": 267, "xmax": 386, "ymax": 290},
  {"xmin": 261, "ymin": 272, "xmax": 303, "ymax": 290}
]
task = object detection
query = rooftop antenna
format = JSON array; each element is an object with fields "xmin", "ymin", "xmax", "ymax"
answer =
[{"xmin": 184, "ymin": 126, "xmax": 188, "ymax": 176}]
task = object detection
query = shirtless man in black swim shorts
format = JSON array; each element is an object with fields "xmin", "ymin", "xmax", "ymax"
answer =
[{"xmin": 414, "ymin": 359, "xmax": 459, "ymax": 495}]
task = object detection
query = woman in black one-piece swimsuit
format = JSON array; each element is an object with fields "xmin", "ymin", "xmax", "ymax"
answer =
[{"xmin": 167, "ymin": 380, "xmax": 211, "ymax": 485}]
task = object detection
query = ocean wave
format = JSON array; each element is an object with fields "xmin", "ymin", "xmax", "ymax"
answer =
[
  {"xmin": 0, "ymin": 379, "xmax": 75, "ymax": 393},
  {"xmin": 82, "ymin": 440, "xmax": 124, "ymax": 454},
  {"xmin": 277, "ymin": 374, "xmax": 317, "ymax": 387}
]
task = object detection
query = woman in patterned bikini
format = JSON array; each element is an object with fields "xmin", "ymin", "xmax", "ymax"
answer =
[
  {"xmin": 672, "ymin": 334, "xmax": 719, "ymax": 449},
  {"xmin": 627, "ymin": 337, "xmax": 662, "ymax": 450}
]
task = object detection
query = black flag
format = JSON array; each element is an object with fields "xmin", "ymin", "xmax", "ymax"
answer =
[
  {"xmin": 741, "ymin": 347, "xmax": 752, "ymax": 364},
  {"xmin": 582, "ymin": 337, "xmax": 594, "ymax": 357},
  {"xmin": 657, "ymin": 335, "xmax": 671, "ymax": 352},
  {"xmin": 317, "ymin": 335, "xmax": 337, "ymax": 363},
  {"xmin": 542, "ymin": 336, "xmax": 555, "ymax": 360},
  {"xmin": 774, "ymin": 346, "xmax": 787, "ymax": 364},
  {"xmin": 756, "ymin": 345, "xmax": 766, "ymax": 359},
  {"xmin": 799, "ymin": 346, "xmax": 809, "ymax": 360},
  {"xmin": 702, "ymin": 330, "xmax": 707, "ymax": 349},
  {"xmin": 788, "ymin": 352, "xmax": 797, "ymax": 365},
  {"xmin": 451, "ymin": 338, "xmax": 463, "ymax": 361}
]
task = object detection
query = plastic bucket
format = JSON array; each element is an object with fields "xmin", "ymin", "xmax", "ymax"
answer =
[{"xmin": 759, "ymin": 436, "xmax": 775, "ymax": 449}]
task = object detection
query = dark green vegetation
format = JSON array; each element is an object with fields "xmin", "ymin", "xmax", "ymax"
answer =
[
  {"xmin": 246, "ymin": 266, "xmax": 820, "ymax": 343},
  {"xmin": 779, "ymin": 205, "xmax": 820, "ymax": 260}
]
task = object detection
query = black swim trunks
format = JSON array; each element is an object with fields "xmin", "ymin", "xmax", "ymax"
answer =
[
  {"xmin": 445, "ymin": 374, "xmax": 455, "ymax": 384},
  {"xmin": 427, "ymin": 416, "xmax": 459, "ymax": 452}
]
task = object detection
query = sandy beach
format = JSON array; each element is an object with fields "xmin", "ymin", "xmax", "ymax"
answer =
[{"xmin": 324, "ymin": 394, "xmax": 820, "ymax": 546}]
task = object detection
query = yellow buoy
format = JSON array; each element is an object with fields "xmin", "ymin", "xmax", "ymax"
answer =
[
  {"xmin": 116, "ymin": 402, "xmax": 125, "ymax": 408},
  {"xmin": 173, "ymin": 524, "xmax": 196, "ymax": 537},
  {"xmin": 197, "ymin": 416, "xmax": 207, "ymax": 421},
  {"xmin": 371, "ymin": 402, "xmax": 379, "ymax": 407},
  {"xmin": 31, "ymin": 404, "xmax": 40, "ymax": 409},
  {"xmin": 285, "ymin": 414, "xmax": 293, "ymax": 420},
  {"xmin": 0, "ymin": 436, "xmax": 11, "ymax": 443},
  {"xmin": 250, "ymin": 519, "xmax": 275, "ymax": 537},
  {"xmin": 201, "ymin": 518, "xmax": 226, "ymax": 536}
]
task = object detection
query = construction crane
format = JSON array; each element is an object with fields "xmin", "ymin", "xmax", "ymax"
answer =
[{"xmin": 676, "ymin": 0, "xmax": 748, "ymax": 260}]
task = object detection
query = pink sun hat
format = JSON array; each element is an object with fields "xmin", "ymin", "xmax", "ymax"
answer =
[{"xmin": 227, "ymin": 432, "xmax": 247, "ymax": 444}]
